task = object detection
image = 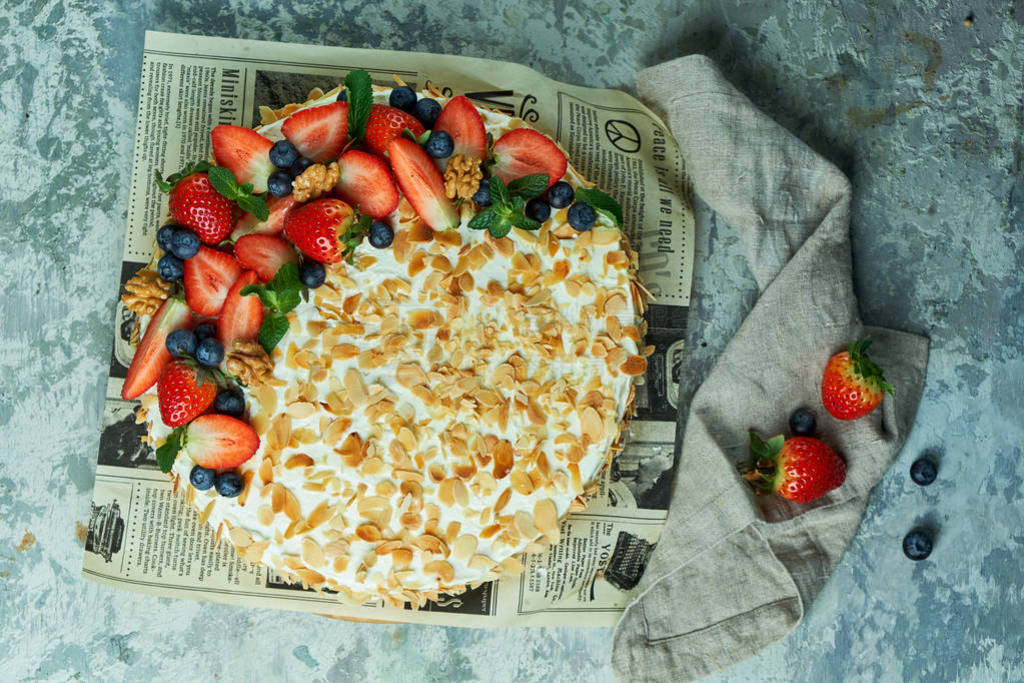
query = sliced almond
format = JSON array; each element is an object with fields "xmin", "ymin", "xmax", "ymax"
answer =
[
  {"xmin": 285, "ymin": 453, "xmax": 314, "ymax": 469},
  {"xmin": 301, "ymin": 537, "xmax": 326, "ymax": 568},
  {"xmin": 423, "ymin": 559, "xmax": 455, "ymax": 584},
  {"xmin": 509, "ymin": 469, "xmax": 534, "ymax": 496},
  {"xmin": 355, "ymin": 524, "xmax": 382, "ymax": 542},
  {"xmin": 533, "ymin": 498, "xmax": 560, "ymax": 543},
  {"xmin": 452, "ymin": 534, "xmax": 478, "ymax": 560},
  {"xmin": 579, "ymin": 405, "xmax": 603, "ymax": 444},
  {"xmin": 514, "ymin": 511, "xmax": 537, "ymax": 538},
  {"xmin": 620, "ymin": 355, "xmax": 648, "ymax": 376}
]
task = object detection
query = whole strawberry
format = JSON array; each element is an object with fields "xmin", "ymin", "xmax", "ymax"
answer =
[
  {"xmin": 363, "ymin": 104, "xmax": 425, "ymax": 156},
  {"xmin": 283, "ymin": 198, "xmax": 357, "ymax": 264},
  {"xmin": 741, "ymin": 431, "xmax": 846, "ymax": 503},
  {"xmin": 821, "ymin": 339, "xmax": 893, "ymax": 420},
  {"xmin": 157, "ymin": 360, "xmax": 218, "ymax": 427},
  {"xmin": 165, "ymin": 172, "xmax": 234, "ymax": 245}
]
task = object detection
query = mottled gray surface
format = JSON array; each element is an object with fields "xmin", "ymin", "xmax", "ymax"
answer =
[{"xmin": 1, "ymin": 1, "xmax": 1021, "ymax": 681}]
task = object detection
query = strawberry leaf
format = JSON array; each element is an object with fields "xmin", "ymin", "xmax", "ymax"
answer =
[
  {"xmin": 258, "ymin": 313, "xmax": 290, "ymax": 354},
  {"xmin": 154, "ymin": 160, "xmax": 213, "ymax": 194},
  {"xmin": 575, "ymin": 187, "xmax": 623, "ymax": 227},
  {"xmin": 507, "ymin": 174, "xmax": 549, "ymax": 199},
  {"xmin": 345, "ymin": 69, "xmax": 373, "ymax": 143},
  {"xmin": 155, "ymin": 427, "xmax": 183, "ymax": 473},
  {"xmin": 766, "ymin": 435, "xmax": 785, "ymax": 455}
]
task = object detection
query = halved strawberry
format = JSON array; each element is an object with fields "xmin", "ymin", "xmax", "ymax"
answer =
[
  {"xmin": 184, "ymin": 246, "xmax": 244, "ymax": 317},
  {"xmin": 283, "ymin": 198, "xmax": 356, "ymax": 264},
  {"xmin": 491, "ymin": 128, "xmax": 568, "ymax": 187},
  {"xmin": 233, "ymin": 234, "xmax": 298, "ymax": 282},
  {"xmin": 281, "ymin": 101, "xmax": 349, "ymax": 162},
  {"xmin": 167, "ymin": 173, "xmax": 235, "ymax": 245},
  {"xmin": 231, "ymin": 195, "xmax": 299, "ymax": 240},
  {"xmin": 121, "ymin": 297, "xmax": 192, "ymax": 400},
  {"xmin": 433, "ymin": 95, "xmax": 486, "ymax": 159},
  {"xmin": 364, "ymin": 104, "xmax": 425, "ymax": 156},
  {"xmin": 211, "ymin": 125, "xmax": 276, "ymax": 193},
  {"xmin": 217, "ymin": 270, "xmax": 263, "ymax": 348},
  {"xmin": 386, "ymin": 138, "xmax": 458, "ymax": 230},
  {"xmin": 184, "ymin": 414, "xmax": 260, "ymax": 470},
  {"xmin": 157, "ymin": 360, "xmax": 218, "ymax": 427},
  {"xmin": 333, "ymin": 150, "xmax": 400, "ymax": 218}
]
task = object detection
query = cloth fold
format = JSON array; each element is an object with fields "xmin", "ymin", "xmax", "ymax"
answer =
[{"xmin": 611, "ymin": 55, "xmax": 929, "ymax": 681}]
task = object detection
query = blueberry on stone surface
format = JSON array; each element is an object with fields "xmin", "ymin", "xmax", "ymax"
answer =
[
  {"xmin": 788, "ymin": 408, "xmax": 817, "ymax": 436},
  {"xmin": 157, "ymin": 254, "xmax": 185, "ymax": 281},
  {"xmin": 157, "ymin": 224, "xmax": 179, "ymax": 252},
  {"xmin": 215, "ymin": 472, "xmax": 244, "ymax": 498},
  {"xmin": 910, "ymin": 458, "xmax": 938, "ymax": 486},
  {"xmin": 267, "ymin": 170, "xmax": 293, "ymax": 197},
  {"xmin": 214, "ymin": 388, "xmax": 245, "ymax": 418},
  {"xmin": 567, "ymin": 202, "xmax": 596, "ymax": 232},
  {"xmin": 389, "ymin": 85, "xmax": 417, "ymax": 112},
  {"xmin": 299, "ymin": 260, "xmax": 326, "ymax": 288},
  {"xmin": 189, "ymin": 465, "xmax": 216, "ymax": 491},
  {"xmin": 269, "ymin": 139, "xmax": 299, "ymax": 169},
  {"xmin": 289, "ymin": 156, "xmax": 315, "ymax": 179},
  {"xmin": 194, "ymin": 321, "xmax": 217, "ymax": 341},
  {"xmin": 165, "ymin": 328, "xmax": 197, "ymax": 358},
  {"xmin": 525, "ymin": 198, "xmax": 551, "ymax": 223},
  {"xmin": 545, "ymin": 181, "xmax": 574, "ymax": 209},
  {"xmin": 902, "ymin": 529, "xmax": 933, "ymax": 561},
  {"xmin": 368, "ymin": 221, "xmax": 394, "ymax": 249},
  {"xmin": 425, "ymin": 130, "xmax": 454, "ymax": 158},
  {"xmin": 471, "ymin": 178, "xmax": 491, "ymax": 206},
  {"xmin": 170, "ymin": 228, "xmax": 201, "ymax": 260},
  {"xmin": 413, "ymin": 98, "xmax": 441, "ymax": 128},
  {"xmin": 195, "ymin": 337, "xmax": 225, "ymax": 368}
]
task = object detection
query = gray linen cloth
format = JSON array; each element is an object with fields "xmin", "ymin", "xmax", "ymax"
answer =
[{"xmin": 611, "ymin": 56, "xmax": 929, "ymax": 681}]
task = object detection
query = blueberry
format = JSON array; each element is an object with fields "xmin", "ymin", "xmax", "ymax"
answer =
[
  {"xmin": 195, "ymin": 337, "xmax": 224, "ymax": 367},
  {"xmin": 368, "ymin": 221, "xmax": 394, "ymax": 249},
  {"xmin": 525, "ymin": 198, "xmax": 551, "ymax": 223},
  {"xmin": 567, "ymin": 202, "xmax": 596, "ymax": 232},
  {"xmin": 472, "ymin": 178, "xmax": 491, "ymax": 206},
  {"xmin": 299, "ymin": 260, "xmax": 326, "ymax": 288},
  {"xmin": 214, "ymin": 388, "xmax": 246, "ymax": 418},
  {"xmin": 157, "ymin": 254, "xmax": 185, "ymax": 281},
  {"xmin": 289, "ymin": 156, "xmax": 315, "ymax": 179},
  {"xmin": 269, "ymin": 139, "xmax": 299, "ymax": 169},
  {"xmin": 910, "ymin": 458, "xmax": 938, "ymax": 486},
  {"xmin": 170, "ymin": 228, "xmax": 201, "ymax": 259},
  {"xmin": 215, "ymin": 472, "xmax": 245, "ymax": 498},
  {"xmin": 425, "ymin": 130, "xmax": 454, "ymax": 158},
  {"xmin": 545, "ymin": 181, "xmax": 574, "ymax": 209},
  {"xmin": 413, "ymin": 98, "xmax": 442, "ymax": 128},
  {"xmin": 194, "ymin": 321, "xmax": 217, "ymax": 341},
  {"xmin": 165, "ymin": 328, "xmax": 197, "ymax": 358},
  {"xmin": 389, "ymin": 86, "xmax": 417, "ymax": 112},
  {"xmin": 788, "ymin": 408, "xmax": 817, "ymax": 436},
  {"xmin": 902, "ymin": 529, "xmax": 933, "ymax": 561},
  {"xmin": 336, "ymin": 88, "xmax": 347, "ymax": 102},
  {"xmin": 267, "ymin": 170, "xmax": 293, "ymax": 197},
  {"xmin": 189, "ymin": 465, "xmax": 216, "ymax": 491},
  {"xmin": 157, "ymin": 224, "xmax": 179, "ymax": 252}
]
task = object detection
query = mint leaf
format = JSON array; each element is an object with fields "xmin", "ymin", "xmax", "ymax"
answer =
[
  {"xmin": 207, "ymin": 164, "xmax": 240, "ymax": 199},
  {"xmin": 272, "ymin": 261, "xmax": 301, "ymax": 292},
  {"xmin": 490, "ymin": 176, "xmax": 510, "ymax": 206},
  {"xmin": 575, "ymin": 187, "xmax": 623, "ymax": 227},
  {"xmin": 488, "ymin": 220, "xmax": 512, "ymax": 239},
  {"xmin": 508, "ymin": 174, "xmax": 549, "ymax": 198},
  {"xmin": 155, "ymin": 428, "xmax": 183, "ymax": 474},
  {"xmin": 512, "ymin": 213, "xmax": 541, "ymax": 231},
  {"xmin": 258, "ymin": 314, "xmax": 290, "ymax": 354},
  {"xmin": 468, "ymin": 208, "xmax": 498, "ymax": 231},
  {"xmin": 240, "ymin": 283, "xmax": 278, "ymax": 310},
  {"xmin": 345, "ymin": 69, "xmax": 373, "ymax": 142},
  {"xmin": 236, "ymin": 194, "xmax": 270, "ymax": 221},
  {"xmin": 276, "ymin": 288, "xmax": 301, "ymax": 314}
]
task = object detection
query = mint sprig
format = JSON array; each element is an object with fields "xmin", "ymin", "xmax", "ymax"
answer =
[
  {"xmin": 155, "ymin": 427, "xmax": 184, "ymax": 473},
  {"xmin": 241, "ymin": 261, "xmax": 303, "ymax": 353},
  {"xmin": 507, "ymin": 174, "xmax": 549, "ymax": 199},
  {"xmin": 345, "ymin": 69, "xmax": 373, "ymax": 143},
  {"xmin": 575, "ymin": 187, "xmax": 624, "ymax": 228},
  {"xmin": 207, "ymin": 165, "xmax": 269, "ymax": 221},
  {"xmin": 154, "ymin": 161, "xmax": 212, "ymax": 193},
  {"xmin": 467, "ymin": 176, "xmax": 541, "ymax": 239}
]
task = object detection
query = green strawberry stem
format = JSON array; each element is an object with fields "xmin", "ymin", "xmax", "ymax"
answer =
[
  {"xmin": 848, "ymin": 338, "xmax": 894, "ymax": 395},
  {"xmin": 739, "ymin": 430, "xmax": 785, "ymax": 494}
]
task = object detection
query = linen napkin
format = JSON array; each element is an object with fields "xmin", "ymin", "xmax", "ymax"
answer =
[{"xmin": 611, "ymin": 55, "xmax": 929, "ymax": 681}]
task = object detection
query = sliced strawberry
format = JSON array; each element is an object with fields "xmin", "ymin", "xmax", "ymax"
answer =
[
  {"xmin": 364, "ymin": 104, "xmax": 425, "ymax": 156},
  {"xmin": 211, "ymin": 125, "xmax": 276, "ymax": 193},
  {"xmin": 334, "ymin": 150, "xmax": 400, "ymax": 218},
  {"xmin": 157, "ymin": 360, "xmax": 218, "ymax": 428},
  {"xmin": 387, "ymin": 138, "xmax": 458, "ymax": 230},
  {"xmin": 434, "ymin": 95, "xmax": 486, "ymax": 159},
  {"xmin": 184, "ymin": 414, "xmax": 260, "ymax": 470},
  {"xmin": 283, "ymin": 198, "xmax": 356, "ymax": 264},
  {"xmin": 121, "ymin": 297, "xmax": 192, "ymax": 400},
  {"xmin": 184, "ymin": 246, "xmax": 244, "ymax": 317},
  {"xmin": 491, "ymin": 128, "xmax": 568, "ymax": 188},
  {"xmin": 233, "ymin": 234, "xmax": 298, "ymax": 282},
  {"xmin": 168, "ymin": 173, "xmax": 235, "ymax": 245},
  {"xmin": 217, "ymin": 270, "xmax": 263, "ymax": 348},
  {"xmin": 231, "ymin": 195, "xmax": 299, "ymax": 240},
  {"xmin": 281, "ymin": 101, "xmax": 349, "ymax": 162}
]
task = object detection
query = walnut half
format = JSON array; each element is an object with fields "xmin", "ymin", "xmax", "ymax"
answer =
[
  {"xmin": 122, "ymin": 270, "xmax": 171, "ymax": 317},
  {"xmin": 444, "ymin": 154, "xmax": 483, "ymax": 200},
  {"xmin": 292, "ymin": 161, "xmax": 340, "ymax": 202},
  {"xmin": 226, "ymin": 340, "xmax": 274, "ymax": 387}
]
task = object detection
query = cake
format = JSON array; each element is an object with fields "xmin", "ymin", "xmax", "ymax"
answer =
[{"xmin": 121, "ymin": 72, "xmax": 649, "ymax": 607}]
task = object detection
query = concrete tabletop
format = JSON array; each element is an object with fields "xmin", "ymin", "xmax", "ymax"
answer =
[{"xmin": 2, "ymin": 1, "xmax": 1021, "ymax": 680}]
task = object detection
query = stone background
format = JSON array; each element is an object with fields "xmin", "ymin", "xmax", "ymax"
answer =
[{"xmin": 1, "ymin": 0, "xmax": 1021, "ymax": 680}]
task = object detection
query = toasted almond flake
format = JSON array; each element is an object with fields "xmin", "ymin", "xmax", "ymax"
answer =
[
  {"xmin": 376, "ymin": 540, "xmax": 403, "ymax": 555},
  {"xmin": 493, "ymin": 487, "xmax": 512, "ymax": 514},
  {"xmin": 295, "ymin": 568, "xmax": 325, "ymax": 588},
  {"xmin": 591, "ymin": 226, "xmax": 619, "ymax": 245},
  {"xmin": 407, "ymin": 222, "xmax": 434, "ymax": 243},
  {"xmin": 356, "ymin": 524, "xmax": 382, "ymax": 542},
  {"xmin": 453, "ymin": 534, "xmax": 478, "ymax": 560},
  {"xmin": 301, "ymin": 538, "xmax": 326, "ymax": 568},
  {"xmin": 492, "ymin": 440, "xmax": 514, "ymax": 479},
  {"xmin": 579, "ymin": 405, "xmax": 603, "ymax": 444},
  {"xmin": 283, "ymin": 486, "xmax": 302, "ymax": 521},
  {"xmin": 533, "ymin": 498, "xmax": 560, "ymax": 542},
  {"xmin": 620, "ymin": 355, "xmax": 648, "ymax": 376},
  {"xmin": 438, "ymin": 478, "xmax": 455, "ymax": 507},
  {"xmin": 509, "ymin": 470, "xmax": 534, "ymax": 496},
  {"xmin": 285, "ymin": 453, "xmax": 314, "ymax": 469},
  {"xmin": 392, "ymin": 548, "xmax": 414, "ymax": 570},
  {"xmin": 409, "ymin": 309, "xmax": 436, "ymax": 330},
  {"xmin": 228, "ymin": 527, "xmax": 253, "ymax": 548},
  {"xmin": 244, "ymin": 540, "xmax": 270, "ymax": 562},
  {"xmin": 568, "ymin": 463, "xmax": 582, "ymax": 493},
  {"xmin": 332, "ymin": 343, "xmax": 360, "ymax": 359},
  {"xmin": 500, "ymin": 556, "xmax": 524, "ymax": 574},
  {"xmin": 257, "ymin": 505, "xmax": 275, "ymax": 526},
  {"xmin": 423, "ymin": 560, "xmax": 455, "ymax": 584},
  {"xmin": 469, "ymin": 554, "xmax": 497, "ymax": 569},
  {"xmin": 258, "ymin": 457, "xmax": 273, "ymax": 484},
  {"xmin": 324, "ymin": 541, "xmax": 349, "ymax": 559},
  {"xmin": 307, "ymin": 500, "xmax": 333, "ymax": 529},
  {"xmin": 452, "ymin": 478, "xmax": 470, "ymax": 507},
  {"xmin": 514, "ymin": 511, "xmax": 537, "ymax": 538},
  {"xmin": 271, "ymin": 482, "xmax": 286, "ymax": 513},
  {"xmin": 196, "ymin": 499, "xmax": 216, "ymax": 525},
  {"xmin": 343, "ymin": 367, "xmax": 369, "ymax": 405}
]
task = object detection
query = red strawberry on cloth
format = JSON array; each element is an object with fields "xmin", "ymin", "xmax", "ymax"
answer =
[
  {"xmin": 364, "ymin": 104, "xmax": 425, "ymax": 156},
  {"xmin": 821, "ymin": 339, "xmax": 894, "ymax": 420},
  {"xmin": 157, "ymin": 360, "xmax": 218, "ymax": 427},
  {"xmin": 741, "ymin": 431, "xmax": 846, "ymax": 503},
  {"xmin": 490, "ymin": 128, "xmax": 567, "ymax": 187},
  {"xmin": 281, "ymin": 101, "xmax": 349, "ymax": 162}
]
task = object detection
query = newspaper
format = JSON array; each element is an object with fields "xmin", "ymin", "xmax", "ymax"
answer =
[{"xmin": 83, "ymin": 30, "xmax": 694, "ymax": 628}]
